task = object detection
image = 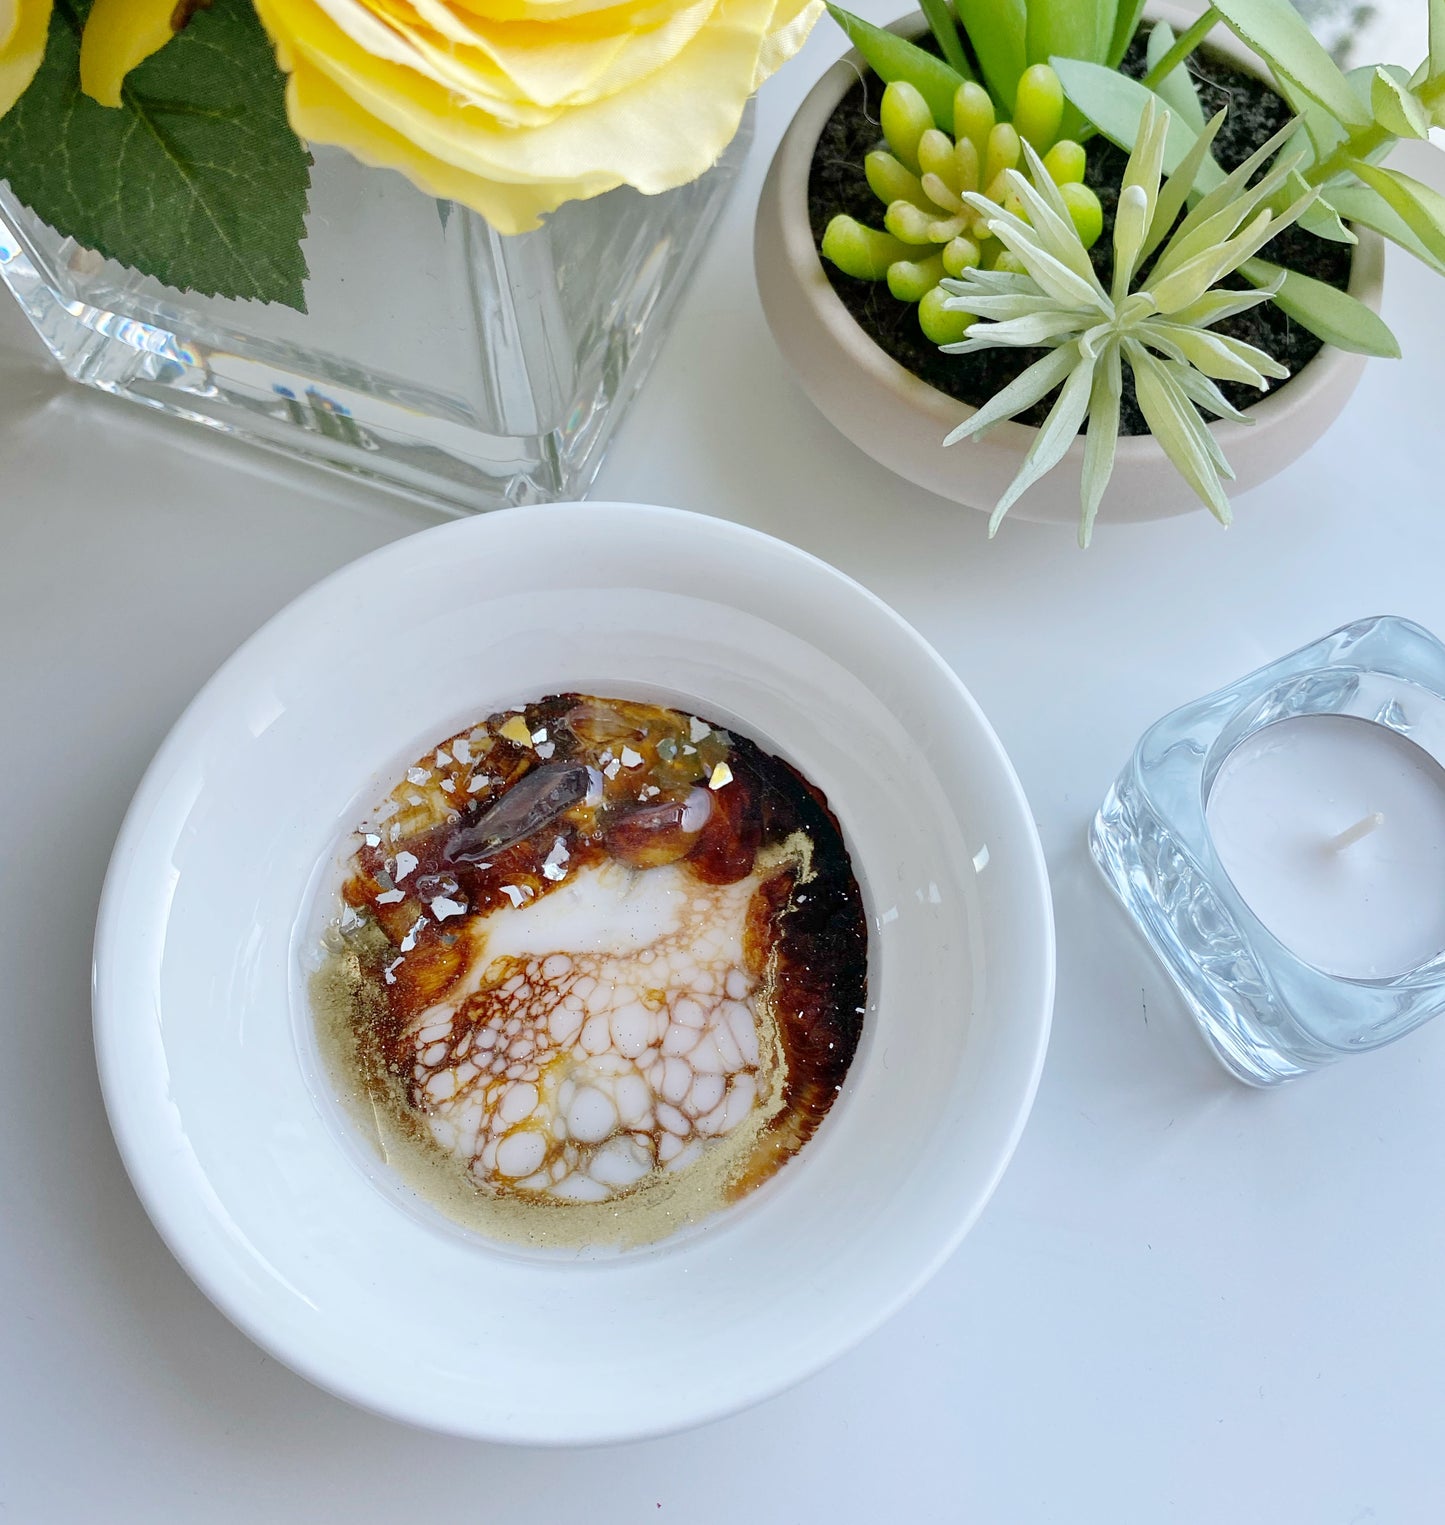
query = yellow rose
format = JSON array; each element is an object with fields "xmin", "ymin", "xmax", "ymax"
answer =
[
  {"xmin": 249, "ymin": 0, "xmax": 822, "ymax": 234},
  {"xmin": 79, "ymin": 0, "xmax": 186, "ymax": 107},
  {"xmin": 0, "ymin": 0, "xmax": 52, "ymax": 117}
]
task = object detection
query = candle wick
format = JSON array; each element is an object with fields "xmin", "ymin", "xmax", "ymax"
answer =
[{"xmin": 1326, "ymin": 811, "xmax": 1385, "ymax": 852}]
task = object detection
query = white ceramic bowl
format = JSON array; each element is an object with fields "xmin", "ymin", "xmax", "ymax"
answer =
[
  {"xmin": 754, "ymin": 5, "xmax": 1385, "ymax": 525},
  {"xmin": 93, "ymin": 502, "xmax": 1054, "ymax": 1443}
]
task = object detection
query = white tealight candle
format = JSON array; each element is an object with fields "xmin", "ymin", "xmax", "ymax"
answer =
[{"xmin": 1206, "ymin": 715, "xmax": 1445, "ymax": 980}]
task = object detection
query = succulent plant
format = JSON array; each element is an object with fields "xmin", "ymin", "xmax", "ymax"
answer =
[
  {"xmin": 1053, "ymin": 0, "xmax": 1445, "ymax": 358},
  {"xmin": 937, "ymin": 99, "xmax": 1317, "ymax": 544},
  {"xmin": 822, "ymin": 69, "xmax": 1103, "ymax": 342},
  {"xmin": 828, "ymin": 0, "xmax": 1147, "ymax": 120}
]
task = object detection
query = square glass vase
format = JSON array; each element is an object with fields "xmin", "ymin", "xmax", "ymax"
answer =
[
  {"xmin": 0, "ymin": 111, "xmax": 751, "ymax": 514},
  {"xmin": 1090, "ymin": 616, "xmax": 1445, "ymax": 1086}
]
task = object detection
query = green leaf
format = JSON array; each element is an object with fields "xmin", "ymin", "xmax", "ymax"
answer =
[
  {"xmin": 1145, "ymin": 21, "xmax": 1206, "ymax": 133},
  {"xmin": 0, "ymin": 0, "xmax": 310, "ymax": 310},
  {"xmin": 943, "ymin": 342, "xmax": 1076, "ymax": 443},
  {"xmin": 1369, "ymin": 65, "xmax": 1430, "ymax": 138},
  {"xmin": 1025, "ymin": 0, "xmax": 1103, "ymax": 73},
  {"xmin": 1350, "ymin": 160, "xmax": 1445, "ymax": 269},
  {"xmin": 1240, "ymin": 256, "xmax": 1401, "ymax": 356},
  {"xmin": 1079, "ymin": 340, "xmax": 1122, "ymax": 546},
  {"xmin": 1272, "ymin": 76, "xmax": 1345, "ymax": 161},
  {"xmin": 1291, "ymin": 177, "xmax": 1356, "ymax": 243},
  {"xmin": 1106, "ymin": 0, "xmax": 1150, "ymax": 70},
  {"xmin": 821, "ymin": 215, "xmax": 917, "ymax": 278},
  {"xmin": 1128, "ymin": 341, "xmax": 1232, "ymax": 522},
  {"xmin": 917, "ymin": 0, "xmax": 974, "ymax": 78},
  {"xmin": 989, "ymin": 352, "xmax": 1095, "ymax": 531},
  {"xmin": 827, "ymin": 4, "xmax": 968, "ymax": 128},
  {"xmin": 954, "ymin": 0, "xmax": 1027, "ymax": 111},
  {"xmin": 1170, "ymin": 363, "xmax": 1254, "ymax": 421},
  {"xmin": 1327, "ymin": 181, "xmax": 1445, "ymax": 275},
  {"xmin": 1054, "ymin": 58, "xmax": 1226, "ymax": 190},
  {"xmin": 1140, "ymin": 109, "xmax": 1224, "ymax": 262},
  {"xmin": 1209, "ymin": 0, "xmax": 1369, "ymax": 128},
  {"xmin": 1432, "ymin": 0, "xmax": 1445, "ymax": 82}
]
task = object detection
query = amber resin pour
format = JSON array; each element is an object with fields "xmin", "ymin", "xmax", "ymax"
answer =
[{"xmin": 312, "ymin": 693, "xmax": 868, "ymax": 1249}]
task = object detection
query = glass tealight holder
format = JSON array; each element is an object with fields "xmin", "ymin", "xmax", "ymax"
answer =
[{"xmin": 1090, "ymin": 616, "xmax": 1445, "ymax": 1085}]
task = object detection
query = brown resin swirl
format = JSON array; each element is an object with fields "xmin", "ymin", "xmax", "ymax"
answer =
[{"xmin": 314, "ymin": 693, "xmax": 867, "ymax": 1248}]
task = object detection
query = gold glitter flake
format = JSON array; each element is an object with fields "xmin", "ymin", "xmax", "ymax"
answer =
[{"xmin": 498, "ymin": 715, "xmax": 534, "ymax": 747}]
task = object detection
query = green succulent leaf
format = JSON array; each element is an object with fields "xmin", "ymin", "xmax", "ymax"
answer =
[
  {"xmin": 1106, "ymin": 0, "xmax": 1150, "ymax": 70},
  {"xmin": 1327, "ymin": 181, "xmax": 1445, "ymax": 275},
  {"xmin": 0, "ymin": 0, "xmax": 311, "ymax": 310},
  {"xmin": 1291, "ymin": 96, "xmax": 1348, "ymax": 160},
  {"xmin": 1025, "ymin": 0, "xmax": 1103, "ymax": 77},
  {"xmin": 954, "ymin": 0, "xmax": 1027, "ymax": 112},
  {"xmin": 821, "ymin": 216, "xmax": 918, "ymax": 279},
  {"xmin": 1349, "ymin": 160, "xmax": 1445, "ymax": 270},
  {"xmin": 938, "ymin": 102, "xmax": 1323, "ymax": 540},
  {"xmin": 1208, "ymin": 0, "xmax": 1370, "ymax": 129},
  {"xmin": 1145, "ymin": 21, "xmax": 1206, "ymax": 134},
  {"xmin": 1139, "ymin": 109, "xmax": 1225, "ymax": 262},
  {"xmin": 1369, "ymin": 64, "xmax": 1431, "ymax": 138},
  {"xmin": 826, "ymin": 5, "xmax": 968, "ymax": 128},
  {"xmin": 1240, "ymin": 257, "xmax": 1401, "ymax": 357},
  {"xmin": 1129, "ymin": 343, "xmax": 1233, "ymax": 522},
  {"xmin": 1170, "ymin": 364, "xmax": 1255, "ymax": 422},
  {"xmin": 989, "ymin": 350, "xmax": 1096, "ymax": 531},
  {"xmin": 1079, "ymin": 342, "xmax": 1123, "ymax": 546},
  {"xmin": 1291, "ymin": 177, "xmax": 1356, "ymax": 243},
  {"xmin": 917, "ymin": 0, "xmax": 974, "ymax": 78},
  {"xmin": 942, "ymin": 343, "xmax": 1077, "ymax": 444},
  {"xmin": 1052, "ymin": 58, "xmax": 1227, "ymax": 193}
]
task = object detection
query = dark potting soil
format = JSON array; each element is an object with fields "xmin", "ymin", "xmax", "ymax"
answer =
[{"xmin": 806, "ymin": 32, "xmax": 1354, "ymax": 433}]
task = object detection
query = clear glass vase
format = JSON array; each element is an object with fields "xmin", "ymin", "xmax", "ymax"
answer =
[{"xmin": 0, "ymin": 109, "xmax": 751, "ymax": 514}]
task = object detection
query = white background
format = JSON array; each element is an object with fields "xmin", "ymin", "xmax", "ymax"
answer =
[{"xmin": 2, "ymin": 3, "xmax": 1443, "ymax": 1519}]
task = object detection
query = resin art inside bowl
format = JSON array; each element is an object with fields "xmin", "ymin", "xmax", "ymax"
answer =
[{"xmin": 93, "ymin": 502, "xmax": 1054, "ymax": 1443}]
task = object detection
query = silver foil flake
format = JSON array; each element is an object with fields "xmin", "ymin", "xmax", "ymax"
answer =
[{"xmin": 541, "ymin": 837, "xmax": 570, "ymax": 881}]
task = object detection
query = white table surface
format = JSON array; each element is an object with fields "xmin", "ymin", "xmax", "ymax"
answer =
[{"xmin": 3, "ymin": 12, "xmax": 1444, "ymax": 1519}]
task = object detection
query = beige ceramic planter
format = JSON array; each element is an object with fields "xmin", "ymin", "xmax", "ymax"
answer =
[{"xmin": 754, "ymin": 4, "xmax": 1385, "ymax": 525}]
